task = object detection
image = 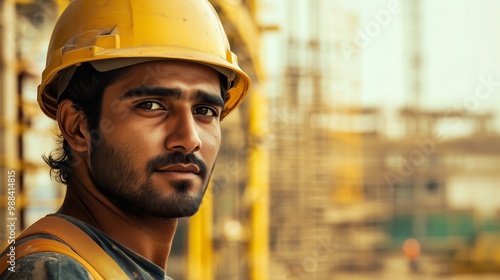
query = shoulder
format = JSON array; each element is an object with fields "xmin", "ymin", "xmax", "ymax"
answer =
[{"xmin": 0, "ymin": 251, "xmax": 93, "ymax": 280}]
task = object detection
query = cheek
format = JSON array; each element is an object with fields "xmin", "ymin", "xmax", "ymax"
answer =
[
  {"xmin": 202, "ymin": 130, "xmax": 221, "ymax": 162},
  {"xmin": 110, "ymin": 117, "xmax": 160, "ymax": 147},
  {"xmin": 100, "ymin": 128, "xmax": 144, "ymax": 163}
]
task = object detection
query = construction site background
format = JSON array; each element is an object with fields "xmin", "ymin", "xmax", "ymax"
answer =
[{"xmin": 1, "ymin": 0, "xmax": 499, "ymax": 279}]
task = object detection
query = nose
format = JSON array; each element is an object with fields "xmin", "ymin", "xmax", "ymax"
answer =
[{"xmin": 165, "ymin": 112, "xmax": 202, "ymax": 153}]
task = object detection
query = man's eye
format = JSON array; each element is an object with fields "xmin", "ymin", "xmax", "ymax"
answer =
[
  {"xmin": 193, "ymin": 106, "xmax": 218, "ymax": 117},
  {"xmin": 136, "ymin": 101, "xmax": 164, "ymax": 111}
]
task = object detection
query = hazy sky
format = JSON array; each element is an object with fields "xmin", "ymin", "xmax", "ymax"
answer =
[
  {"xmin": 359, "ymin": 0, "xmax": 500, "ymax": 109},
  {"xmin": 258, "ymin": 0, "xmax": 500, "ymax": 134},
  {"xmin": 356, "ymin": 0, "xmax": 500, "ymax": 135}
]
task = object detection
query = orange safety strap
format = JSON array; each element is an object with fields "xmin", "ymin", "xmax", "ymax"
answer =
[
  {"xmin": 0, "ymin": 216, "xmax": 129, "ymax": 279},
  {"xmin": 0, "ymin": 239, "xmax": 104, "ymax": 279}
]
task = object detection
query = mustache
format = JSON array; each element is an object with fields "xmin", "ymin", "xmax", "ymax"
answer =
[{"xmin": 147, "ymin": 152, "xmax": 208, "ymax": 177}]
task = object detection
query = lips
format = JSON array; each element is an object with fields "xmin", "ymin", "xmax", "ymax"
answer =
[
  {"xmin": 157, "ymin": 164, "xmax": 200, "ymax": 174},
  {"xmin": 147, "ymin": 152, "xmax": 208, "ymax": 179}
]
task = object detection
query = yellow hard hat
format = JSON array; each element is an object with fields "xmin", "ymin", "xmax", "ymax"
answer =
[{"xmin": 38, "ymin": 0, "xmax": 250, "ymax": 120}]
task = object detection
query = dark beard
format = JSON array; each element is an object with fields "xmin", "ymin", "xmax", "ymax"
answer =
[{"xmin": 89, "ymin": 138, "xmax": 210, "ymax": 219}]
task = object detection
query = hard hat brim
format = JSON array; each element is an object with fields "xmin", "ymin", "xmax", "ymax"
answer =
[{"xmin": 90, "ymin": 58, "xmax": 237, "ymax": 81}]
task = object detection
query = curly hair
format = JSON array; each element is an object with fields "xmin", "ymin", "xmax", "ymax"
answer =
[
  {"xmin": 43, "ymin": 62, "xmax": 228, "ymax": 184},
  {"xmin": 42, "ymin": 63, "xmax": 128, "ymax": 184}
]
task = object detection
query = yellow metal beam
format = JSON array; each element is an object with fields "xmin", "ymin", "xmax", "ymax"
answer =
[
  {"xmin": 188, "ymin": 2, "xmax": 269, "ymax": 279},
  {"xmin": 246, "ymin": 0, "xmax": 257, "ymax": 18},
  {"xmin": 54, "ymin": 0, "xmax": 70, "ymax": 16},
  {"xmin": 186, "ymin": 184, "xmax": 214, "ymax": 280},
  {"xmin": 331, "ymin": 132, "xmax": 364, "ymax": 204},
  {"xmin": 215, "ymin": 0, "xmax": 265, "ymax": 80},
  {"xmin": 1, "ymin": 0, "xmax": 19, "ymax": 167},
  {"xmin": 247, "ymin": 84, "xmax": 269, "ymax": 280},
  {"xmin": 1, "ymin": 0, "xmax": 20, "ymax": 249},
  {"xmin": 15, "ymin": 0, "xmax": 35, "ymax": 4},
  {"xmin": 212, "ymin": 2, "xmax": 269, "ymax": 279}
]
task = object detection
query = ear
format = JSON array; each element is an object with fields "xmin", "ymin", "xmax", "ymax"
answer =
[{"xmin": 57, "ymin": 100, "xmax": 90, "ymax": 153}]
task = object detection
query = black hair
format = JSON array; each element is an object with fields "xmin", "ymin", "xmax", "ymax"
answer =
[{"xmin": 43, "ymin": 62, "xmax": 128, "ymax": 184}]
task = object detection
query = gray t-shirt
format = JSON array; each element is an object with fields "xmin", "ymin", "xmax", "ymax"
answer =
[{"xmin": 0, "ymin": 214, "xmax": 173, "ymax": 279}]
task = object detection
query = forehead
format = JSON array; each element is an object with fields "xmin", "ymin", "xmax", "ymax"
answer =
[{"xmin": 116, "ymin": 60, "xmax": 221, "ymax": 86}]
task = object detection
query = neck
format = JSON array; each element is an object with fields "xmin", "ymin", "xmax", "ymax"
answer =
[{"xmin": 57, "ymin": 171, "xmax": 178, "ymax": 270}]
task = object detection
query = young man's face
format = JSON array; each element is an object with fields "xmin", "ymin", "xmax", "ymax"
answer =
[{"xmin": 88, "ymin": 60, "xmax": 223, "ymax": 218}]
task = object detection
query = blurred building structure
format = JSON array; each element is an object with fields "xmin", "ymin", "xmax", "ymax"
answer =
[
  {"xmin": 263, "ymin": 0, "xmax": 500, "ymax": 278},
  {"xmin": 264, "ymin": 1, "xmax": 390, "ymax": 278}
]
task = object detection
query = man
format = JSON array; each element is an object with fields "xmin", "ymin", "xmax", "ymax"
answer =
[{"xmin": 0, "ymin": 0, "xmax": 250, "ymax": 279}]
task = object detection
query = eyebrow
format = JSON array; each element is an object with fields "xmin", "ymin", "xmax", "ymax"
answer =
[{"xmin": 119, "ymin": 86, "xmax": 225, "ymax": 108}]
